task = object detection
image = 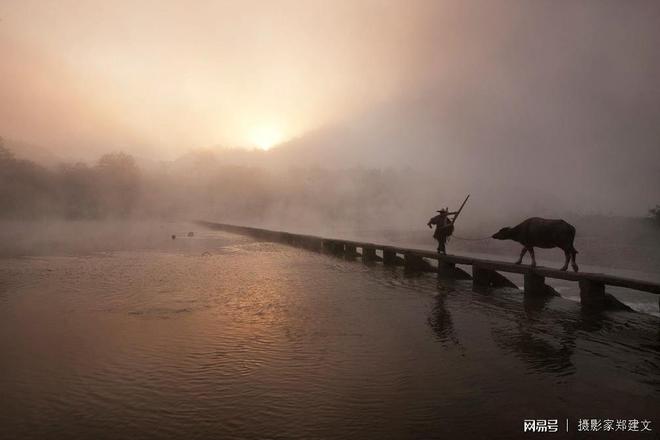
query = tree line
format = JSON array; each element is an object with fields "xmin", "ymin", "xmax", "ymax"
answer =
[
  {"xmin": 2, "ymin": 139, "xmax": 658, "ymax": 229},
  {"xmin": 0, "ymin": 143, "xmax": 140, "ymax": 219},
  {"xmin": 0, "ymin": 142, "xmax": 414, "ymax": 227}
]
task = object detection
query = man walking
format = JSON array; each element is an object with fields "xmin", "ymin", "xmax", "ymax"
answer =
[{"xmin": 428, "ymin": 208, "xmax": 458, "ymax": 254}]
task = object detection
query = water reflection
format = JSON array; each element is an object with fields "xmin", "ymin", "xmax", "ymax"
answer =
[
  {"xmin": 478, "ymin": 292, "xmax": 577, "ymax": 376},
  {"xmin": 0, "ymin": 277, "xmax": 8, "ymax": 305},
  {"xmin": 427, "ymin": 286, "xmax": 460, "ymax": 347},
  {"xmin": 576, "ymin": 308, "xmax": 606, "ymax": 333},
  {"xmin": 487, "ymin": 289, "xmax": 659, "ymax": 384},
  {"xmin": 492, "ymin": 325, "xmax": 576, "ymax": 376}
]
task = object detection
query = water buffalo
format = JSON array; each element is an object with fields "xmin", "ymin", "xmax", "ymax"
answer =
[{"xmin": 492, "ymin": 217, "xmax": 579, "ymax": 272}]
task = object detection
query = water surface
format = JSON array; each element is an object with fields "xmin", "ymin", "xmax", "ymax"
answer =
[{"xmin": 1, "ymin": 224, "xmax": 658, "ymax": 439}]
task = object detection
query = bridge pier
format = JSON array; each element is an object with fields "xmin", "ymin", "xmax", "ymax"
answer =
[
  {"xmin": 323, "ymin": 240, "xmax": 344, "ymax": 256},
  {"xmin": 472, "ymin": 265, "xmax": 492, "ymax": 292},
  {"xmin": 382, "ymin": 248, "xmax": 404, "ymax": 266},
  {"xmin": 304, "ymin": 236, "xmax": 324, "ymax": 252},
  {"xmin": 281, "ymin": 232, "xmax": 295, "ymax": 245},
  {"xmin": 473, "ymin": 265, "xmax": 517, "ymax": 291},
  {"xmin": 361, "ymin": 246, "xmax": 380, "ymax": 263},
  {"xmin": 437, "ymin": 261, "xmax": 472, "ymax": 280},
  {"xmin": 524, "ymin": 272, "xmax": 546, "ymax": 296},
  {"xmin": 438, "ymin": 261, "xmax": 456, "ymax": 278},
  {"xmin": 344, "ymin": 244, "xmax": 358, "ymax": 258},
  {"xmin": 404, "ymin": 253, "xmax": 428, "ymax": 271},
  {"xmin": 382, "ymin": 249, "xmax": 397, "ymax": 265},
  {"xmin": 579, "ymin": 279, "xmax": 605, "ymax": 307}
]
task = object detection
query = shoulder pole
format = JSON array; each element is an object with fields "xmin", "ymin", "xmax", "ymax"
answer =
[{"xmin": 452, "ymin": 194, "xmax": 470, "ymax": 224}]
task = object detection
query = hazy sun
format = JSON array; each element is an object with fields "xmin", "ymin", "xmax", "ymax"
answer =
[{"xmin": 249, "ymin": 126, "xmax": 284, "ymax": 150}]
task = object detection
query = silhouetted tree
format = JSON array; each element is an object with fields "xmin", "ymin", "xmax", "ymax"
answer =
[
  {"xmin": 95, "ymin": 152, "xmax": 141, "ymax": 217},
  {"xmin": 57, "ymin": 162, "xmax": 99, "ymax": 219},
  {"xmin": 0, "ymin": 144, "xmax": 57, "ymax": 218},
  {"xmin": 0, "ymin": 138, "xmax": 13, "ymax": 161},
  {"xmin": 649, "ymin": 205, "xmax": 660, "ymax": 226}
]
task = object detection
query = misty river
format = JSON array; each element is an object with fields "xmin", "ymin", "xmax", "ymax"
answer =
[{"xmin": 1, "ymin": 222, "xmax": 658, "ymax": 439}]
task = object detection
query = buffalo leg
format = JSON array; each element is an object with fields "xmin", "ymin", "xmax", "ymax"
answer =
[
  {"xmin": 515, "ymin": 247, "xmax": 528, "ymax": 265},
  {"xmin": 571, "ymin": 250, "xmax": 579, "ymax": 272},
  {"xmin": 560, "ymin": 250, "xmax": 570, "ymax": 271},
  {"xmin": 529, "ymin": 247, "xmax": 537, "ymax": 267}
]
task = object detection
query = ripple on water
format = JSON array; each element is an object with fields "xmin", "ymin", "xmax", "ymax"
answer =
[{"xmin": 0, "ymin": 230, "xmax": 659, "ymax": 440}]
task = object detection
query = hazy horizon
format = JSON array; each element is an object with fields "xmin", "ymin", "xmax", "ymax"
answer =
[{"xmin": 2, "ymin": 0, "xmax": 660, "ymax": 216}]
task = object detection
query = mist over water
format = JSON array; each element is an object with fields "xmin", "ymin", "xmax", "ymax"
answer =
[{"xmin": 2, "ymin": 138, "xmax": 660, "ymax": 313}]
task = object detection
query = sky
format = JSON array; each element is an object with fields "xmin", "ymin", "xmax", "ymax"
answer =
[
  {"xmin": 1, "ymin": 0, "xmax": 429, "ymax": 157},
  {"xmin": 1, "ymin": 0, "xmax": 659, "ymax": 214}
]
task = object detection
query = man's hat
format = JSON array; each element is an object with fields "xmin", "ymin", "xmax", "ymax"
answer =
[{"xmin": 436, "ymin": 207, "xmax": 449, "ymax": 213}]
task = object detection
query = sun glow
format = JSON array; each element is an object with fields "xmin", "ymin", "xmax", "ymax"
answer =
[{"xmin": 249, "ymin": 126, "xmax": 284, "ymax": 150}]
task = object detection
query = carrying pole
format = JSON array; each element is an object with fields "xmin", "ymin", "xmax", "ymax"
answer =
[{"xmin": 452, "ymin": 194, "xmax": 470, "ymax": 224}]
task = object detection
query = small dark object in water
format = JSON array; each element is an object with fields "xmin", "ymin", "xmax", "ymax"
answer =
[
  {"xmin": 171, "ymin": 234, "xmax": 176, "ymax": 240},
  {"xmin": 492, "ymin": 217, "xmax": 579, "ymax": 272},
  {"xmin": 187, "ymin": 232, "xmax": 194, "ymax": 237},
  {"xmin": 201, "ymin": 251, "xmax": 211, "ymax": 257}
]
